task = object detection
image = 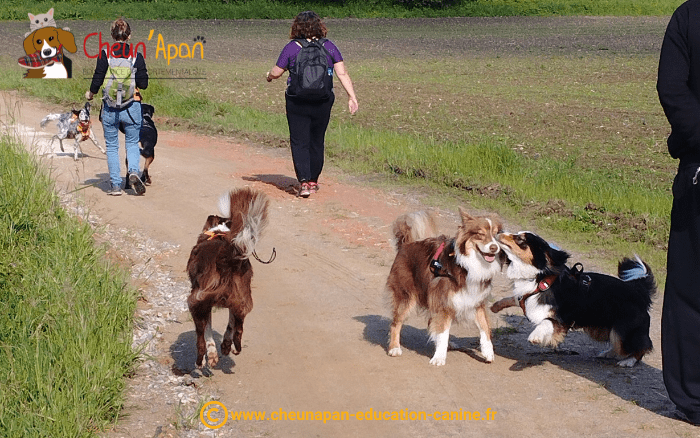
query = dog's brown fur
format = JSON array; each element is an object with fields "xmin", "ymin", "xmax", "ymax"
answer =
[
  {"xmin": 186, "ymin": 188, "xmax": 269, "ymax": 368},
  {"xmin": 386, "ymin": 209, "xmax": 504, "ymax": 366}
]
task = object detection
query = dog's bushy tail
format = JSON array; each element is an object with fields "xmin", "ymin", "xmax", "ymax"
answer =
[
  {"xmin": 392, "ymin": 210, "xmax": 439, "ymax": 251},
  {"xmin": 218, "ymin": 188, "xmax": 269, "ymax": 259},
  {"xmin": 619, "ymin": 255, "xmax": 656, "ymax": 305},
  {"xmin": 39, "ymin": 113, "xmax": 61, "ymax": 129}
]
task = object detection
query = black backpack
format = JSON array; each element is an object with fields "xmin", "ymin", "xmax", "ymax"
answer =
[{"xmin": 287, "ymin": 38, "xmax": 333, "ymax": 100}]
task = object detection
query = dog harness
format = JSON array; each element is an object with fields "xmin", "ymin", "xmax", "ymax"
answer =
[
  {"xmin": 76, "ymin": 120, "xmax": 91, "ymax": 141},
  {"xmin": 429, "ymin": 239, "xmax": 455, "ymax": 278},
  {"xmin": 204, "ymin": 230, "xmax": 227, "ymax": 240},
  {"xmin": 517, "ymin": 275, "xmax": 557, "ymax": 314}
]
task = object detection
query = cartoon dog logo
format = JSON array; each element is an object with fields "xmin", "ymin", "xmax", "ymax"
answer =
[{"xmin": 19, "ymin": 26, "xmax": 76, "ymax": 78}]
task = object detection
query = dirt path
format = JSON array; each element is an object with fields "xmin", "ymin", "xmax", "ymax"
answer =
[{"xmin": 3, "ymin": 92, "xmax": 694, "ymax": 437}]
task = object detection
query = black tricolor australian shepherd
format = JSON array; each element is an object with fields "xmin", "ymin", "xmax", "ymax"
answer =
[
  {"xmin": 491, "ymin": 231, "xmax": 656, "ymax": 366},
  {"xmin": 386, "ymin": 209, "xmax": 504, "ymax": 366},
  {"xmin": 186, "ymin": 188, "xmax": 269, "ymax": 368}
]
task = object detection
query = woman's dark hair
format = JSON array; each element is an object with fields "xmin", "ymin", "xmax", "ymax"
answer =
[
  {"xmin": 111, "ymin": 17, "xmax": 131, "ymax": 41},
  {"xmin": 290, "ymin": 11, "xmax": 327, "ymax": 39}
]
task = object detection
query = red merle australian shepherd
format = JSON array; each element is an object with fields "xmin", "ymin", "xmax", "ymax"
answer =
[
  {"xmin": 386, "ymin": 209, "xmax": 504, "ymax": 366},
  {"xmin": 491, "ymin": 231, "xmax": 656, "ymax": 367},
  {"xmin": 186, "ymin": 188, "xmax": 269, "ymax": 368}
]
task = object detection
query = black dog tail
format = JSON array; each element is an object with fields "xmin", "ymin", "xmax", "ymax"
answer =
[{"xmin": 618, "ymin": 255, "xmax": 656, "ymax": 305}]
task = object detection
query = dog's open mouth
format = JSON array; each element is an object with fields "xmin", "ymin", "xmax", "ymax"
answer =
[{"xmin": 482, "ymin": 252, "xmax": 497, "ymax": 263}]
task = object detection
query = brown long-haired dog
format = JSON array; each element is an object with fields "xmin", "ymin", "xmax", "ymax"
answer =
[
  {"xmin": 186, "ymin": 188, "xmax": 269, "ymax": 368},
  {"xmin": 386, "ymin": 209, "xmax": 504, "ymax": 366}
]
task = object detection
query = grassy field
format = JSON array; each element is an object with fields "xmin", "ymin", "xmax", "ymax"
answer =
[
  {"xmin": 0, "ymin": 123, "xmax": 138, "ymax": 436},
  {"xmin": 0, "ymin": 16, "xmax": 673, "ymax": 276}
]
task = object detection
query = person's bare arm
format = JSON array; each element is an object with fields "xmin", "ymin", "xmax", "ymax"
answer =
[
  {"xmin": 334, "ymin": 61, "xmax": 358, "ymax": 114},
  {"xmin": 266, "ymin": 65, "xmax": 285, "ymax": 82}
]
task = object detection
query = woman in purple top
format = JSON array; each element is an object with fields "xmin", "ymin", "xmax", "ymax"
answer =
[{"xmin": 267, "ymin": 10, "xmax": 358, "ymax": 198}]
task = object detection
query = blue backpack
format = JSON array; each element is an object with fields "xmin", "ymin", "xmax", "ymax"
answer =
[{"xmin": 287, "ymin": 38, "xmax": 333, "ymax": 100}]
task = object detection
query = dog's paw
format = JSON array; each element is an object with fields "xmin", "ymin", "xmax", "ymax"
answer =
[
  {"xmin": 429, "ymin": 355, "xmax": 446, "ymax": 366},
  {"xmin": 207, "ymin": 351, "xmax": 219, "ymax": 368},
  {"xmin": 528, "ymin": 321, "xmax": 554, "ymax": 346},
  {"xmin": 387, "ymin": 347, "xmax": 402, "ymax": 357},
  {"xmin": 617, "ymin": 357, "xmax": 638, "ymax": 367},
  {"xmin": 490, "ymin": 297, "xmax": 517, "ymax": 313},
  {"xmin": 480, "ymin": 342, "xmax": 494, "ymax": 363}
]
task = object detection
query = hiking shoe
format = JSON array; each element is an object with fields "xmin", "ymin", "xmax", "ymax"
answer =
[
  {"xmin": 298, "ymin": 182, "xmax": 311, "ymax": 198},
  {"xmin": 107, "ymin": 184, "xmax": 122, "ymax": 196},
  {"xmin": 129, "ymin": 173, "xmax": 146, "ymax": 195},
  {"xmin": 308, "ymin": 182, "xmax": 319, "ymax": 194},
  {"xmin": 142, "ymin": 169, "xmax": 152, "ymax": 186}
]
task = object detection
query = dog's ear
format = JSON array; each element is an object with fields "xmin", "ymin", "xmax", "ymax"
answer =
[
  {"xmin": 84, "ymin": 102, "xmax": 91, "ymax": 113},
  {"xmin": 458, "ymin": 207, "xmax": 474, "ymax": 225},
  {"xmin": 56, "ymin": 28, "xmax": 77, "ymax": 53},
  {"xmin": 23, "ymin": 30, "xmax": 38, "ymax": 55}
]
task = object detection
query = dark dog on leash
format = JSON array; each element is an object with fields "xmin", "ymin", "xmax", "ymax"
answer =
[{"xmin": 120, "ymin": 102, "xmax": 157, "ymax": 189}]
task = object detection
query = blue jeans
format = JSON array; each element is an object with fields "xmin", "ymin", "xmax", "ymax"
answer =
[{"xmin": 101, "ymin": 102, "xmax": 141, "ymax": 187}]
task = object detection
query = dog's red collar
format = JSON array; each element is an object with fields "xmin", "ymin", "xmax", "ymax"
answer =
[
  {"xmin": 433, "ymin": 241, "xmax": 446, "ymax": 261},
  {"xmin": 518, "ymin": 274, "xmax": 557, "ymax": 314},
  {"xmin": 430, "ymin": 240, "xmax": 455, "ymax": 279},
  {"xmin": 538, "ymin": 277, "xmax": 553, "ymax": 292}
]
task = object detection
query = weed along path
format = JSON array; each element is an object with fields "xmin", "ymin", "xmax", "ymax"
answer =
[{"xmin": 3, "ymin": 92, "xmax": 695, "ymax": 437}]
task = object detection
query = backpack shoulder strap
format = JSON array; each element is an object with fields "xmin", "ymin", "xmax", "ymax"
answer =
[{"xmin": 315, "ymin": 38, "xmax": 331, "ymax": 57}]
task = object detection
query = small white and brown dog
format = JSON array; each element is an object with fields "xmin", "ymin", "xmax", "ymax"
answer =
[
  {"xmin": 40, "ymin": 102, "xmax": 104, "ymax": 160},
  {"xmin": 386, "ymin": 209, "xmax": 504, "ymax": 366}
]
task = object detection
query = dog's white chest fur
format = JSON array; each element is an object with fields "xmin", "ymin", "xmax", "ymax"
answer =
[
  {"xmin": 451, "ymin": 284, "xmax": 491, "ymax": 320},
  {"xmin": 505, "ymin": 257, "xmax": 540, "ymax": 296},
  {"xmin": 43, "ymin": 62, "xmax": 67, "ymax": 78},
  {"xmin": 451, "ymin": 247, "xmax": 500, "ymax": 320}
]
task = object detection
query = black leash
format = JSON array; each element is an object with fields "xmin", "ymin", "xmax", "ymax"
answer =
[{"xmin": 252, "ymin": 247, "xmax": 276, "ymax": 264}]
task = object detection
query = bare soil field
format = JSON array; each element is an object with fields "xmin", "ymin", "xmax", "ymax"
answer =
[{"xmin": 1, "ymin": 16, "xmax": 696, "ymax": 438}]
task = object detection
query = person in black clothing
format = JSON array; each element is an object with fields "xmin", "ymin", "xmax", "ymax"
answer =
[
  {"xmin": 657, "ymin": 0, "xmax": 700, "ymax": 426},
  {"xmin": 266, "ymin": 11, "xmax": 358, "ymax": 198},
  {"xmin": 85, "ymin": 17, "xmax": 148, "ymax": 196}
]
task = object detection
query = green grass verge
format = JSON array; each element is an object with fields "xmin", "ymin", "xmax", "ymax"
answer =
[
  {"xmin": 0, "ymin": 0, "xmax": 685, "ymax": 21},
  {"xmin": 0, "ymin": 134, "xmax": 137, "ymax": 437}
]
